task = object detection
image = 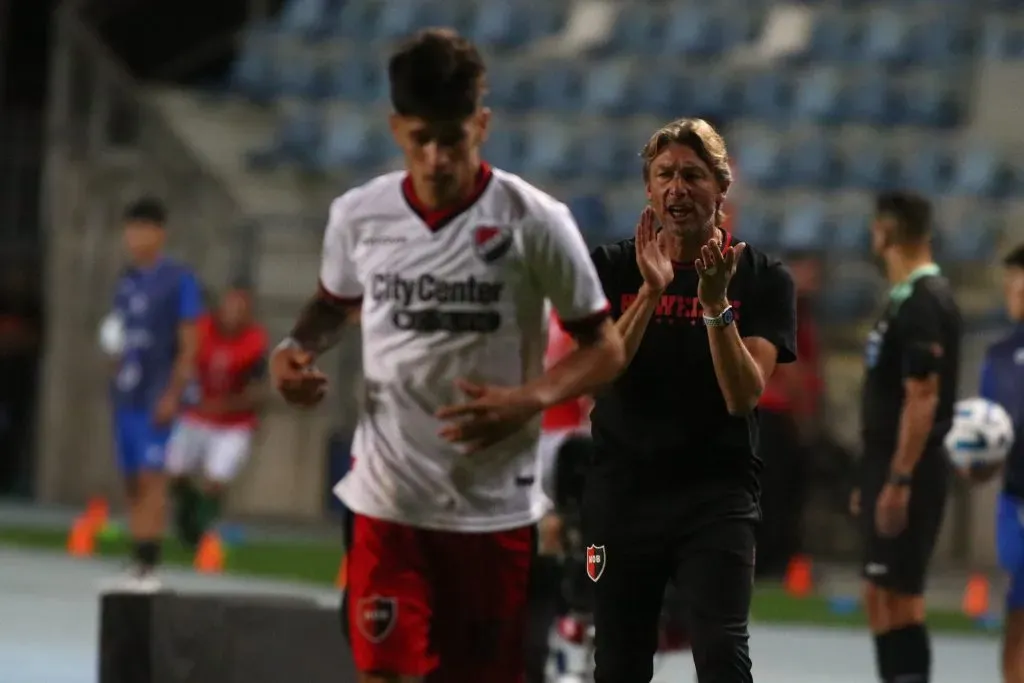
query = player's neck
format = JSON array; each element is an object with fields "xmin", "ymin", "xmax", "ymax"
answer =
[
  {"xmin": 409, "ymin": 166, "xmax": 482, "ymax": 212},
  {"xmin": 885, "ymin": 249, "xmax": 934, "ymax": 284}
]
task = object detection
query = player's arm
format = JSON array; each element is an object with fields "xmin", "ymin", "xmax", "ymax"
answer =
[
  {"xmin": 524, "ymin": 205, "xmax": 625, "ymax": 408},
  {"xmin": 165, "ymin": 272, "xmax": 204, "ymax": 402},
  {"xmin": 889, "ymin": 294, "xmax": 945, "ymax": 478},
  {"xmin": 707, "ymin": 260, "xmax": 798, "ymax": 416}
]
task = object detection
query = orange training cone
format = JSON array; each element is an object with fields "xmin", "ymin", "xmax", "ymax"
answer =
[
  {"xmin": 67, "ymin": 515, "xmax": 96, "ymax": 557},
  {"xmin": 962, "ymin": 573, "xmax": 990, "ymax": 618},
  {"xmin": 784, "ymin": 554, "xmax": 813, "ymax": 598},
  {"xmin": 194, "ymin": 532, "xmax": 225, "ymax": 574},
  {"xmin": 84, "ymin": 497, "xmax": 109, "ymax": 528},
  {"xmin": 335, "ymin": 556, "xmax": 348, "ymax": 589}
]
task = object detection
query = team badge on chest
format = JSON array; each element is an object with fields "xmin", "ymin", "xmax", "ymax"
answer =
[{"xmin": 472, "ymin": 225, "xmax": 513, "ymax": 263}]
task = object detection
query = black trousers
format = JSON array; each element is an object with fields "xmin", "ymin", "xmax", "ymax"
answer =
[{"xmin": 584, "ymin": 477, "xmax": 757, "ymax": 683}]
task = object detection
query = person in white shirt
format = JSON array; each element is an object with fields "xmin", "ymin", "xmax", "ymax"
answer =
[{"xmin": 268, "ymin": 28, "xmax": 624, "ymax": 683}]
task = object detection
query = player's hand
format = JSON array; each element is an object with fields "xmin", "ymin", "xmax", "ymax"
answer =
[
  {"xmin": 270, "ymin": 347, "xmax": 327, "ymax": 408},
  {"xmin": 875, "ymin": 483, "xmax": 910, "ymax": 538},
  {"xmin": 849, "ymin": 488, "xmax": 861, "ymax": 517},
  {"xmin": 153, "ymin": 392, "xmax": 179, "ymax": 426},
  {"xmin": 696, "ymin": 237, "xmax": 746, "ymax": 314},
  {"xmin": 635, "ymin": 207, "xmax": 674, "ymax": 293},
  {"xmin": 435, "ymin": 379, "xmax": 544, "ymax": 453}
]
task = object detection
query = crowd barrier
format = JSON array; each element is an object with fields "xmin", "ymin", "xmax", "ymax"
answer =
[{"xmin": 99, "ymin": 590, "xmax": 355, "ymax": 683}]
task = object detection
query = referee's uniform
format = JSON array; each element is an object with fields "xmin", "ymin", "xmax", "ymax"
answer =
[
  {"xmin": 859, "ymin": 264, "xmax": 961, "ymax": 595},
  {"xmin": 584, "ymin": 234, "xmax": 797, "ymax": 683}
]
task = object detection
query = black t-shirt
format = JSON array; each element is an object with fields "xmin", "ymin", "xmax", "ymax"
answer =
[
  {"xmin": 860, "ymin": 273, "xmax": 961, "ymax": 465},
  {"xmin": 588, "ymin": 234, "xmax": 798, "ymax": 495}
]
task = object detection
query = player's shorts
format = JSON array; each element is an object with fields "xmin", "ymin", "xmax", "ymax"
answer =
[
  {"xmin": 165, "ymin": 418, "xmax": 253, "ymax": 483},
  {"xmin": 859, "ymin": 452, "xmax": 948, "ymax": 595},
  {"xmin": 996, "ymin": 491, "xmax": 1024, "ymax": 610},
  {"xmin": 342, "ymin": 513, "xmax": 534, "ymax": 681},
  {"xmin": 113, "ymin": 408, "xmax": 171, "ymax": 476}
]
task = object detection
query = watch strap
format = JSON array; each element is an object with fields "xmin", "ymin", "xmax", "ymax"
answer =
[
  {"xmin": 888, "ymin": 472, "xmax": 913, "ymax": 487},
  {"xmin": 703, "ymin": 305, "xmax": 733, "ymax": 328}
]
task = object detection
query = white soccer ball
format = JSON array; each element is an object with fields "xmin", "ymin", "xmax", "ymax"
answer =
[
  {"xmin": 98, "ymin": 313, "xmax": 125, "ymax": 356},
  {"xmin": 944, "ymin": 397, "xmax": 1015, "ymax": 469}
]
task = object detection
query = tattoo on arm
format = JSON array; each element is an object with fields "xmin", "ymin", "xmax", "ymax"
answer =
[{"xmin": 289, "ymin": 293, "xmax": 355, "ymax": 356}]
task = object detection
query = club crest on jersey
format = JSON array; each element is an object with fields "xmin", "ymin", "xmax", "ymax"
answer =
[
  {"xmin": 586, "ymin": 545, "xmax": 606, "ymax": 582},
  {"xmin": 356, "ymin": 595, "xmax": 398, "ymax": 643},
  {"xmin": 473, "ymin": 225, "xmax": 513, "ymax": 263}
]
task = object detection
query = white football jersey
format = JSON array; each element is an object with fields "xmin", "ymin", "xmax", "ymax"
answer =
[{"xmin": 322, "ymin": 165, "xmax": 609, "ymax": 532}]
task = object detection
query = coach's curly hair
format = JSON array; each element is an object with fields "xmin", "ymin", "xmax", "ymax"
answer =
[
  {"xmin": 640, "ymin": 118, "xmax": 732, "ymax": 228},
  {"xmin": 388, "ymin": 28, "xmax": 486, "ymax": 121}
]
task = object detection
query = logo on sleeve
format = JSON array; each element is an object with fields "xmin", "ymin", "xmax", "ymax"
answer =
[
  {"xmin": 355, "ymin": 595, "xmax": 398, "ymax": 643},
  {"xmin": 473, "ymin": 226, "xmax": 513, "ymax": 263},
  {"xmin": 586, "ymin": 545, "xmax": 606, "ymax": 582}
]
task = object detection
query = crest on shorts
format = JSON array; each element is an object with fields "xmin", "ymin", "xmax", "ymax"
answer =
[
  {"xmin": 586, "ymin": 545, "xmax": 606, "ymax": 583},
  {"xmin": 473, "ymin": 225, "xmax": 513, "ymax": 263},
  {"xmin": 355, "ymin": 595, "xmax": 398, "ymax": 643}
]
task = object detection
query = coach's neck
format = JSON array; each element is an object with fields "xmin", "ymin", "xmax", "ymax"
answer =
[
  {"xmin": 884, "ymin": 245, "xmax": 934, "ymax": 285},
  {"xmin": 661, "ymin": 222, "xmax": 719, "ymax": 264}
]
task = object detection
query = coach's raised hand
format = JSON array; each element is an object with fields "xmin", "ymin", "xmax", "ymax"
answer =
[
  {"xmin": 635, "ymin": 206, "xmax": 674, "ymax": 293},
  {"xmin": 270, "ymin": 345, "xmax": 328, "ymax": 408},
  {"xmin": 695, "ymin": 237, "xmax": 746, "ymax": 315},
  {"xmin": 436, "ymin": 379, "xmax": 543, "ymax": 453}
]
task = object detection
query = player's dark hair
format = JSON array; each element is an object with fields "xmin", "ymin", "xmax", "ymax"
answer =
[
  {"xmin": 874, "ymin": 191, "xmax": 932, "ymax": 244},
  {"xmin": 640, "ymin": 118, "xmax": 732, "ymax": 227},
  {"xmin": 123, "ymin": 197, "xmax": 167, "ymax": 226},
  {"xmin": 1003, "ymin": 243, "xmax": 1024, "ymax": 269},
  {"xmin": 388, "ymin": 28, "xmax": 486, "ymax": 121}
]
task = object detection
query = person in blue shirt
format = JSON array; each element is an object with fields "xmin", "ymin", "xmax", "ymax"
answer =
[
  {"xmin": 107, "ymin": 197, "xmax": 202, "ymax": 586},
  {"xmin": 977, "ymin": 244, "xmax": 1024, "ymax": 683}
]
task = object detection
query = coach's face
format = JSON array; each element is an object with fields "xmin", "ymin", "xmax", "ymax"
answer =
[
  {"xmin": 390, "ymin": 109, "xmax": 491, "ymax": 208},
  {"xmin": 645, "ymin": 143, "xmax": 722, "ymax": 239},
  {"xmin": 122, "ymin": 220, "xmax": 165, "ymax": 266},
  {"xmin": 1005, "ymin": 266, "xmax": 1024, "ymax": 321}
]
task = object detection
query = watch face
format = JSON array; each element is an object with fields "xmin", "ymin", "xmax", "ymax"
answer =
[{"xmin": 722, "ymin": 308, "xmax": 735, "ymax": 324}]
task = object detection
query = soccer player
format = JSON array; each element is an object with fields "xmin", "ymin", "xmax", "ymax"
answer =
[
  {"xmin": 108, "ymin": 197, "xmax": 202, "ymax": 587},
  {"xmin": 268, "ymin": 29, "xmax": 624, "ymax": 683},
  {"xmin": 166, "ymin": 283, "xmax": 267, "ymax": 548},
  {"xmin": 857, "ymin": 192, "xmax": 961, "ymax": 683},
  {"xmin": 584, "ymin": 118, "xmax": 797, "ymax": 683},
  {"xmin": 979, "ymin": 244, "xmax": 1024, "ymax": 683}
]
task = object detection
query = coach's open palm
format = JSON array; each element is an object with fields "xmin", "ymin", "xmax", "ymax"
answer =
[
  {"xmin": 271, "ymin": 347, "xmax": 328, "ymax": 408},
  {"xmin": 436, "ymin": 379, "xmax": 543, "ymax": 453},
  {"xmin": 696, "ymin": 238, "xmax": 746, "ymax": 312},
  {"xmin": 636, "ymin": 207, "xmax": 674, "ymax": 292}
]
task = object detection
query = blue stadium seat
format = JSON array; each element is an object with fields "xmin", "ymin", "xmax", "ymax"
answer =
[
  {"xmin": 903, "ymin": 78, "xmax": 961, "ymax": 128},
  {"xmin": 734, "ymin": 135, "xmax": 787, "ymax": 189},
  {"xmin": 689, "ymin": 72, "xmax": 741, "ymax": 123},
  {"xmin": 805, "ymin": 13, "xmax": 863, "ymax": 62},
  {"xmin": 843, "ymin": 145, "xmax": 898, "ymax": 190},
  {"xmin": 914, "ymin": 19, "xmax": 975, "ymax": 66},
  {"xmin": 951, "ymin": 147, "xmax": 1011, "ymax": 198},
  {"xmin": 276, "ymin": 53, "xmax": 322, "ymax": 100},
  {"xmin": 582, "ymin": 62, "xmax": 637, "ymax": 117},
  {"xmin": 375, "ymin": 0, "xmax": 446, "ymax": 41},
  {"xmin": 662, "ymin": 6, "xmax": 725, "ymax": 58},
  {"xmin": 792, "ymin": 69, "xmax": 846, "ymax": 124},
  {"xmin": 250, "ymin": 109, "xmax": 322, "ymax": 168},
  {"xmin": 522, "ymin": 122, "xmax": 580, "ymax": 178},
  {"xmin": 486, "ymin": 65, "xmax": 535, "ymax": 113},
  {"xmin": 314, "ymin": 115, "xmax": 387, "ymax": 171},
  {"xmin": 741, "ymin": 71, "xmax": 793, "ymax": 124},
  {"xmin": 533, "ymin": 62, "xmax": 584, "ymax": 112},
  {"xmin": 580, "ymin": 131, "xmax": 636, "ymax": 183},
  {"xmin": 733, "ymin": 205, "xmax": 779, "ymax": 249},
  {"xmin": 607, "ymin": 196, "xmax": 643, "ymax": 242},
  {"xmin": 325, "ymin": 55, "xmax": 385, "ymax": 103},
  {"xmin": 788, "ymin": 136, "xmax": 841, "ymax": 189},
  {"xmin": 467, "ymin": 0, "xmax": 530, "ymax": 48},
  {"xmin": 330, "ymin": 1, "xmax": 382, "ymax": 40},
  {"xmin": 939, "ymin": 217, "xmax": 1001, "ymax": 263},
  {"xmin": 833, "ymin": 212, "xmax": 872, "ymax": 256},
  {"xmin": 602, "ymin": 6, "xmax": 665, "ymax": 56},
  {"xmin": 228, "ymin": 31, "xmax": 276, "ymax": 102},
  {"xmin": 277, "ymin": 0, "xmax": 331, "ymax": 41},
  {"xmin": 982, "ymin": 20, "xmax": 1024, "ymax": 59},
  {"xmin": 635, "ymin": 68, "xmax": 692, "ymax": 119},
  {"xmin": 847, "ymin": 74, "xmax": 899, "ymax": 126},
  {"xmin": 779, "ymin": 200, "xmax": 830, "ymax": 251},
  {"xmin": 483, "ymin": 128, "xmax": 526, "ymax": 173},
  {"xmin": 899, "ymin": 142, "xmax": 953, "ymax": 194},
  {"xmin": 862, "ymin": 10, "xmax": 913, "ymax": 65},
  {"xmin": 567, "ymin": 195, "xmax": 611, "ymax": 242}
]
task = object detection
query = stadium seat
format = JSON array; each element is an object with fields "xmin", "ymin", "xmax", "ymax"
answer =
[
  {"xmin": 467, "ymin": 0, "xmax": 530, "ymax": 48},
  {"xmin": 486, "ymin": 65, "xmax": 535, "ymax": 113},
  {"xmin": 847, "ymin": 74, "xmax": 899, "ymax": 126},
  {"xmin": 277, "ymin": 0, "xmax": 331, "ymax": 41},
  {"xmin": 313, "ymin": 115, "xmax": 387, "ymax": 171},
  {"xmin": 733, "ymin": 205, "xmax": 779, "ymax": 249},
  {"xmin": 329, "ymin": 1, "xmax": 382, "ymax": 40},
  {"xmin": 635, "ymin": 68, "xmax": 693, "ymax": 119},
  {"xmin": 688, "ymin": 72, "xmax": 741, "ymax": 123},
  {"xmin": 734, "ymin": 135, "xmax": 787, "ymax": 190},
  {"xmin": 939, "ymin": 217, "xmax": 1001, "ymax": 263},
  {"xmin": 903, "ymin": 77, "xmax": 962, "ymax": 128},
  {"xmin": 602, "ymin": 5, "xmax": 666, "ymax": 56},
  {"xmin": 375, "ymin": 0, "xmax": 447, "ymax": 41},
  {"xmin": 228, "ymin": 31, "xmax": 276, "ymax": 103},
  {"xmin": 833, "ymin": 212, "xmax": 872, "ymax": 256},
  {"xmin": 249, "ymin": 109, "xmax": 322, "ymax": 169},
  {"xmin": 276, "ymin": 53, "xmax": 322, "ymax": 100},
  {"xmin": 821, "ymin": 273, "xmax": 879, "ymax": 323},
  {"xmin": 899, "ymin": 142, "xmax": 952, "ymax": 195},
  {"xmin": 862, "ymin": 10, "xmax": 913, "ymax": 66},
  {"xmin": 792, "ymin": 69, "xmax": 846, "ymax": 124},
  {"xmin": 483, "ymin": 128, "xmax": 526, "ymax": 173},
  {"xmin": 533, "ymin": 62, "xmax": 584, "ymax": 112},
  {"xmin": 582, "ymin": 62, "xmax": 637, "ymax": 117},
  {"xmin": 662, "ymin": 6, "xmax": 725, "ymax": 58},
  {"xmin": 982, "ymin": 19, "xmax": 1024, "ymax": 59},
  {"xmin": 804, "ymin": 12, "xmax": 863, "ymax": 62},
  {"xmin": 779, "ymin": 200, "xmax": 830, "ymax": 251},
  {"xmin": 951, "ymin": 147, "xmax": 1011, "ymax": 198},
  {"xmin": 567, "ymin": 195, "xmax": 611, "ymax": 242},
  {"xmin": 580, "ymin": 131, "xmax": 637, "ymax": 183},
  {"xmin": 325, "ymin": 55, "xmax": 384, "ymax": 103},
  {"xmin": 522, "ymin": 121, "xmax": 580, "ymax": 178},
  {"xmin": 843, "ymin": 144, "xmax": 898, "ymax": 191},
  {"xmin": 787, "ymin": 135, "xmax": 841, "ymax": 189},
  {"xmin": 914, "ymin": 19, "xmax": 975, "ymax": 66},
  {"xmin": 741, "ymin": 71, "xmax": 793, "ymax": 124}
]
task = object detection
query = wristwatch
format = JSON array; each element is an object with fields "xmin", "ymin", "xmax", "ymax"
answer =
[
  {"xmin": 888, "ymin": 472, "xmax": 913, "ymax": 487},
  {"xmin": 703, "ymin": 305, "xmax": 735, "ymax": 328}
]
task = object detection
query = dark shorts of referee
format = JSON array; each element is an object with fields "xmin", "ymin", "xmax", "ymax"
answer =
[
  {"xmin": 859, "ymin": 448, "xmax": 949, "ymax": 596},
  {"xmin": 582, "ymin": 472, "xmax": 757, "ymax": 683}
]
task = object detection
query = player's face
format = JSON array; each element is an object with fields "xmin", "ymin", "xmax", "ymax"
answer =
[
  {"xmin": 1004, "ymin": 266, "xmax": 1024, "ymax": 321},
  {"xmin": 390, "ymin": 108, "xmax": 491, "ymax": 208},
  {"xmin": 219, "ymin": 290, "xmax": 250, "ymax": 331},
  {"xmin": 122, "ymin": 220, "xmax": 165, "ymax": 265},
  {"xmin": 645, "ymin": 143, "xmax": 723, "ymax": 239}
]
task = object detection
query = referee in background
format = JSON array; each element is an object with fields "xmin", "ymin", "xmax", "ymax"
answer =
[{"xmin": 855, "ymin": 192, "xmax": 961, "ymax": 683}]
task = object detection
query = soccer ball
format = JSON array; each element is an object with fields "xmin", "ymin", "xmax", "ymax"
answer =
[
  {"xmin": 944, "ymin": 397, "xmax": 1015, "ymax": 469},
  {"xmin": 98, "ymin": 313, "xmax": 125, "ymax": 356}
]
